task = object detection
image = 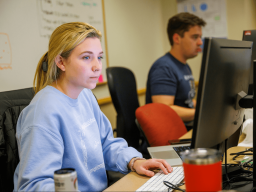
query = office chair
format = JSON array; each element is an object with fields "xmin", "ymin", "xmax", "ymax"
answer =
[
  {"xmin": 135, "ymin": 103, "xmax": 187, "ymax": 147},
  {"xmin": 0, "ymin": 87, "xmax": 34, "ymax": 192},
  {"xmin": 106, "ymin": 67, "xmax": 143, "ymax": 150}
]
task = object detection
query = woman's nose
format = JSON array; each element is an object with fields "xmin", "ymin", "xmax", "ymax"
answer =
[{"xmin": 92, "ymin": 58, "xmax": 101, "ymax": 72}]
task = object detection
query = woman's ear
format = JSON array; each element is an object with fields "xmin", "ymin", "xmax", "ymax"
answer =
[{"xmin": 55, "ymin": 55, "xmax": 66, "ymax": 72}]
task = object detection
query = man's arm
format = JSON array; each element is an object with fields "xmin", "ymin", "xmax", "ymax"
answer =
[
  {"xmin": 152, "ymin": 95, "xmax": 195, "ymax": 122},
  {"xmin": 193, "ymin": 99, "xmax": 197, "ymax": 108}
]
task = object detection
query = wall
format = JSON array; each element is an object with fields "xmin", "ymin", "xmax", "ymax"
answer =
[
  {"xmin": 98, "ymin": 0, "xmax": 172, "ymax": 129},
  {"xmin": 226, "ymin": 0, "xmax": 256, "ymax": 40},
  {"xmin": 92, "ymin": 0, "xmax": 168, "ymax": 99},
  {"xmin": 100, "ymin": 0, "xmax": 256, "ymax": 129}
]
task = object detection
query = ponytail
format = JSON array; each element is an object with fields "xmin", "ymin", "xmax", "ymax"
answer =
[{"xmin": 33, "ymin": 52, "xmax": 48, "ymax": 94}]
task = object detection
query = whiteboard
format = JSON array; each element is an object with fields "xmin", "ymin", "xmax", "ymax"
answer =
[{"xmin": 0, "ymin": 0, "xmax": 108, "ymax": 92}]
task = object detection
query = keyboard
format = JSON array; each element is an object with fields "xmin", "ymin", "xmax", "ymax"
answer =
[
  {"xmin": 136, "ymin": 166, "xmax": 184, "ymax": 192},
  {"xmin": 173, "ymin": 146, "xmax": 191, "ymax": 159}
]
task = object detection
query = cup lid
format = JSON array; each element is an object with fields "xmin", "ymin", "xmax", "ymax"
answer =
[
  {"xmin": 54, "ymin": 168, "xmax": 76, "ymax": 174},
  {"xmin": 180, "ymin": 148, "xmax": 222, "ymax": 165}
]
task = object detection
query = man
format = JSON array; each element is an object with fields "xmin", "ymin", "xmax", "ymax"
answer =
[{"xmin": 146, "ymin": 12, "xmax": 206, "ymax": 126}]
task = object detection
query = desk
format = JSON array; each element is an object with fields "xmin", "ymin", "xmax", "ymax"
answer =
[
  {"xmin": 104, "ymin": 130, "xmax": 248, "ymax": 192},
  {"xmin": 176, "ymin": 130, "xmax": 246, "ymax": 143},
  {"xmin": 179, "ymin": 129, "xmax": 192, "ymax": 140}
]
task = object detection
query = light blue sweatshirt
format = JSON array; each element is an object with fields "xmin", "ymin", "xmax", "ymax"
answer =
[{"xmin": 13, "ymin": 86, "xmax": 142, "ymax": 191}]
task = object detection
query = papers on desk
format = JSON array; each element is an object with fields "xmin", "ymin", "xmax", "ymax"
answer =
[{"xmin": 238, "ymin": 118, "xmax": 253, "ymax": 147}]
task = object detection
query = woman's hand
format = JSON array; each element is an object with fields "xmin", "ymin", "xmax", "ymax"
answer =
[{"xmin": 132, "ymin": 158, "xmax": 173, "ymax": 177}]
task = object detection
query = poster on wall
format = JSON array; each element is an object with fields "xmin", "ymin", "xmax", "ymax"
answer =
[{"xmin": 177, "ymin": 0, "xmax": 228, "ymax": 38}]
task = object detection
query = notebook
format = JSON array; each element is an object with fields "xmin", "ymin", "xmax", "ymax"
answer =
[{"xmin": 147, "ymin": 143, "xmax": 191, "ymax": 166}]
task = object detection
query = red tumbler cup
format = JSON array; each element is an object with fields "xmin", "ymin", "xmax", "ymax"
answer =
[{"xmin": 180, "ymin": 148, "xmax": 222, "ymax": 192}]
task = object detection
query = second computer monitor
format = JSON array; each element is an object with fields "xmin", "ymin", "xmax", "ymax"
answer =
[
  {"xmin": 243, "ymin": 30, "xmax": 256, "ymax": 95},
  {"xmin": 191, "ymin": 38, "xmax": 253, "ymax": 150}
]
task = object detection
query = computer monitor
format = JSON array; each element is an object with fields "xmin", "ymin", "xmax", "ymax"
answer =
[
  {"xmin": 191, "ymin": 37, "xmax": 253, "ymax": 151},
  {"xmin": 243, "ymin": 30, "xmax": 256, "ymax": 95}
]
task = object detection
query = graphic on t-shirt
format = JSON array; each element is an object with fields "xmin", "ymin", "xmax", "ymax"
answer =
[
  {"xmin": 89, "ymin": 163, "xmax": 105, "ymax": 174},
  {"xmin": 185, "ymin": 78, "xmax": 196, "ymax": 108},
  {"xmin": 79, "ymin": 139, "xmax": 88, "ymax": 170},
  {"xmin": 78, "ymin": 118, "xmax": 96, "ymax": 170},
  {"xmin": 184, "ymin": 74, "xmax": 194, "ymax": 81},
  {"xmin": 93, "ymin": 140, "xmax": 101, "ymax": 149},
  {"xmin": 78, "ymin": 117, "xmax": 104, "ymax": 174}
]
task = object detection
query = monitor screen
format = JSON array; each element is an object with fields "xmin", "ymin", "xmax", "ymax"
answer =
[
  {"xmin": 191, "ymin": 38, "xmax": 253, "ymax": 150},
  {"xmin": 242, "ymin": 30, "xmax": 256, "ymax": 95}
]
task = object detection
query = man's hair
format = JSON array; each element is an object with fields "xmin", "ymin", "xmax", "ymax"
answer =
[{"xmin": 167, "ymin": 12, "xmax": 206, "ymax": 46}]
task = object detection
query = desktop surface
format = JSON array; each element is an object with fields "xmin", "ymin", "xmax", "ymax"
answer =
[
  {"xmin": 104, "ymin": 130, "xmax": 249, "ymax": 192},
  {"xmin": 104, "ymin": 146, "xmax": 247, "ymax": 192}
]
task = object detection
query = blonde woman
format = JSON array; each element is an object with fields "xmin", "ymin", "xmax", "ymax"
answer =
[{"xmin": 13, "ymin": 22, "xmax": 172, "ymax": 192}]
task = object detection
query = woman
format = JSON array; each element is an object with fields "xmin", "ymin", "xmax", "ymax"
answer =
[{"xmin": 13, "ymin": 22, "xmax": 172, "ymax": 191}]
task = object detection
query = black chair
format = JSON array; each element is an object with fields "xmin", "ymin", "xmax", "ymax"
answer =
[
  {"xmin": 106, "ymin": 67, "xmax": 148, "ymax": 155},
  {"xmin": 0, "ymin": 87, "xmax": 34, "ymax": 192}
]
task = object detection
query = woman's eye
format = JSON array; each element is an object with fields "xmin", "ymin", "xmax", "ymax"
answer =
[
  {"xmin": 98, "ymin": 56, "xmax": 103, "ymax": 60},
  {"xmin": 83, "ymin": 56, "xmax": 90, "ymax": 60}
]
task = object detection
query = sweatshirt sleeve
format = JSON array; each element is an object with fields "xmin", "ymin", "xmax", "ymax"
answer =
[
  {"xmin": 14, "ymin": 124, "xmax": 64, "ymax": 192},
  {"xmin": 100, "ymin": 113, "xmax": 142, "ymax": 173},
  {"xmin": 89, "ymin": 92, "xmax": 142, "ymax": 173}
]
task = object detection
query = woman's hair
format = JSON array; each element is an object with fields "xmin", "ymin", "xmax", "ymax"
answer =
[{"xmin": 33, "ymin": 22, "xmax": 102, "ymax": 94}]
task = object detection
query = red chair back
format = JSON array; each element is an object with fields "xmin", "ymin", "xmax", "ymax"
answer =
[{"xmin": 135, "ymin": 103, "xmax": 187, "ymax": 147}]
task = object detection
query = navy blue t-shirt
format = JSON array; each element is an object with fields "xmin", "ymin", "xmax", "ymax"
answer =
[{"xmin": 146, "ymin": 52, "xmax": 195, "ymax": 108}]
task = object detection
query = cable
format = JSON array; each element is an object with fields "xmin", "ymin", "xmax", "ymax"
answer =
[
  {"xmin": 223, "ymin": 139, "xmax": 231, "ymax": 189},
  {"xmin": 231, "ymin": 148, "xmax": 253, "ymax": 161},
  {"xmin": 222, "ymin": 146, "xmax": 254, "ymax": 190},
  {"xmin": 222, "ymin": 141, "xmax": 254, "ymax": 189}
]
